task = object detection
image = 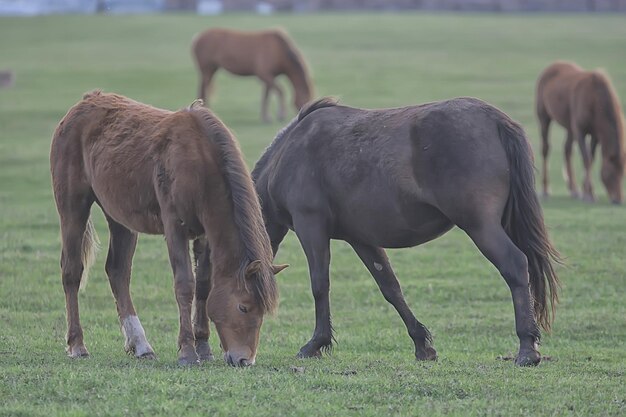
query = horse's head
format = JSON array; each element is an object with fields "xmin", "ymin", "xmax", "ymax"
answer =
[
  {"xmin": 206, "ymin": 261, "xmax": 286, "ymax": 367},
  {"xmin": 601, "ymin": 155, "xmax": 624, "ymax": 204}
]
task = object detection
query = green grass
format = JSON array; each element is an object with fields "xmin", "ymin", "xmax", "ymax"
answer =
[{"xmin": 1, "ymin": 12, "xmax": 625, "ymax": 417}]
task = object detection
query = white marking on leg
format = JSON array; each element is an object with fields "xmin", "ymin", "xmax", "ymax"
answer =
[
  {"xmin": 374, "ymin": 262, "xmax": 383, "ymax": 271},
  {"xmin": 121, "ymin": 315, "xmax": 154, "ymax": 357}
]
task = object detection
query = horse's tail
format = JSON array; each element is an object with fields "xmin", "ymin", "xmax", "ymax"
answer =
[
  {"xmin": 79, "ymin": 217, "xmax": 100, "ymax": 290},
  {"xmin": 497, "ymin": 116, "xmax": 561, "ymax": 332}
]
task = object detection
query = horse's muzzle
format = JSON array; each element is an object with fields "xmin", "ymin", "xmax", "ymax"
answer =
[{"xmin": 225, "ymin": 352, "xmax": 255, "ymax": 367}]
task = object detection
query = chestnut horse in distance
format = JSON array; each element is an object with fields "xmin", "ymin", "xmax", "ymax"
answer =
[
  {"xmin": 253, "ymin": 97, "xmax": 560, "ymax": 366},
  {"xmin": 192, "ymin": 28, "xmax": 314, "ymax": 123},
  {"xmin": 51, "ymin": 91, "xmax": 285, "ymax": 366},
  {"xmin": 536, "ymin": 61, "xmax": 625, "ymax": 203}
]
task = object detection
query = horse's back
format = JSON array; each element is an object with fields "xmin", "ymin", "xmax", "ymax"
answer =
[
  {"xmin": 192, "ymin": 28, "xmax": 285, "ymax": 76},
  {"xmin": 263, "ymin": 98, "xmax": 512, "ymax": 246},
  {"xmin": 536, "ymin": 61, "xmax": 592, "ymax": 127},
  {"xmin": 51, "ymin": 91, "xmax": 216, "ymax": 235}
]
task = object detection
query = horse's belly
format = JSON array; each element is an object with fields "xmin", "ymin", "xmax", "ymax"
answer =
[
  {"xmin": 92, "ymin": 178, "xmax": 164, "ymax": 235},
  {"xmin": 334, "ymin": 201, "xmax": 454, "ymax": 249}
]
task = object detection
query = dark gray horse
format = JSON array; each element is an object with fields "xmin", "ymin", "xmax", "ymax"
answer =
[{"xmin": 252, "ymin": 97, "xmax": 560, "ymax": 366}]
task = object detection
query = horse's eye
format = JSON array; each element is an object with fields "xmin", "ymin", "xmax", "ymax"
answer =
[{"xmin": 238, "ymin": 304, "xmax": 248, "ymax": 314}]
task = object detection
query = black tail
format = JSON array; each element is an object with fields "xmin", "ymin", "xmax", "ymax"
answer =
[{"xmin": 497, "ymin": 117, "xmax": 561, "ymax": 332}]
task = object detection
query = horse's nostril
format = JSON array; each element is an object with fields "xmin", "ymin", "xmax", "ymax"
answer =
[{"xmin": 239, "ymin": 358, "xmax": 251, "ymax": 367}]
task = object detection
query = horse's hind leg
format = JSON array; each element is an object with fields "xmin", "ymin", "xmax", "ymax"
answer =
[
  {"xmin": 56, "ymin": 192, "xmax": 94, "ymax": 358},
  {"xmin": 293, "ymin": 217, "xmax": 333, "ymax": 358},
  {"xmin": 350, "ymin": 243, "xmax": 437, "ymax": 361},
  {"xmin": 192, "ymin": 238, "xmax": 213, "ymax": 361},
  {"xmin": 464, "ymin": 223, "xmax": 541, "ymax": 366},
  {"xmin": 104, "ymin": 216, "xmax": 155, "ymax": 359}
]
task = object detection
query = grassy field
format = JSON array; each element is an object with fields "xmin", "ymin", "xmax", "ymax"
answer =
[{"xmin": 1, "ymin": 12, "xmax": 625, "ymax": 417}]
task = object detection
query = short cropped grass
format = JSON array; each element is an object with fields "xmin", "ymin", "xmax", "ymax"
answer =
[{"xmin": 0, "ymin": 12, "xmax": 625, "ymax": 417}]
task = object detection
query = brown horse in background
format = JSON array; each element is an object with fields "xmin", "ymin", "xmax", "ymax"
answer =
[
  {"xmin": 192, "ymin": 28, "xmax": 314, "ymax": 123},
  {"xmin": 51, "ymin": 91, "xmax": 285, "ymax": 366},
  {"xmin": 253, "ymin": 97, "xmax": 560, "ymax": 366},
  {"xmin": 536, "ymin": 61, "xmax": 625, "ymax": 203}
]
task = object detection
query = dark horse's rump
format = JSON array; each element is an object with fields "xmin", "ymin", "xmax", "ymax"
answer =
[
  {"xmin": 254, "ymin": 97, "xmax": 560, "ymax": 366},
  {"xmin": 51, "ymin": 91, "xmax": 280, "ymax": 366}
]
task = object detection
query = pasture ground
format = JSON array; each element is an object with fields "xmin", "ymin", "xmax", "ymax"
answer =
[{"xmin": 1, "ymin": 13, "xmax": 625, "ymax": 417}]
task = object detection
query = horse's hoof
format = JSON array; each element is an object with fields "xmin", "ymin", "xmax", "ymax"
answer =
[
  {"xmin": 296, "ymin": 348, "xmax": 322, "ymax": 359},
  {"xmin": 177, "ymin": 356, "xmax": 200, "ymax": 366},
  {"xmin": 137, "ymin": 351, "xmax": 156, "ymax": 360},
  {"xmin": 582, "ymin": 194, "xmax": 595, "ymax": 203},
  {"xmin": 416, "ymin": 346, "xmax": 438, "ymax": 361},
  {"xmin": 195, "ymin": 341, "xmax": 214, "ymax": 361},
  {"xmin": 67, "ymin": 345, "xmax": 89, "ymax": 358},
  {"xmin": 515, "ymin": 352, "xmax": 541, "ymax": 367}
]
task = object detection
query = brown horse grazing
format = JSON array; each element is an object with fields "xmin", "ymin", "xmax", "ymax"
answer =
[
  {"xmin": 536, "ymin": 61, "xmax": 625, "ymax": 204},
  {"xmin": 50, "ymin": 91, "xmax": 286, "ymax": 366},
  {"xmin": 253, "ymin": 97, "xmax": 561, "ymax": 366},
  {"xmin": 192, "ymin": 27, "xmax": 314, "ymax": 123}
]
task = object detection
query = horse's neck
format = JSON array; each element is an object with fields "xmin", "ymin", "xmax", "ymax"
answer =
[
  {"xmin": 202, "ymin": 192, "xmax": 243, "ymax": 274},
  {"xmin": 595, "ymin": 112, "xmax": 624, "ymax": 160},
  {"xmin": 285, "ymin": 66, "xmax": 309, "ymax": 97}
]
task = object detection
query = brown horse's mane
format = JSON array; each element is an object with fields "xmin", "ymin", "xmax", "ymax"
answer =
[
  {"xmin": 592, "ymin": 69, "xmax": 625, "ymax": 162},
  {"xmin": 188, "ymin": 103, "xmax": 278, "ymax": 314},
  {"xmin": 272, "ymin": 29, "xmax": 313, "ymax": 93}
]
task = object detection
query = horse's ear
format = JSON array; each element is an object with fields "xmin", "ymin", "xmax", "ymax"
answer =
[
  {"xmin": 245, "ymin": 260, "xmax": 263, "ymax": 278},
  {"xmin": 272, "ymin": 264, "xmax": 289, "ymax": 275}
]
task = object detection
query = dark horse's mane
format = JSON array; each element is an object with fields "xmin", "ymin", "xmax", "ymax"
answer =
[
  {"xmin": 252, "ymin": 97, "xmax": 339, "ymax": 181},
  {"xmin": 592, "ymin": 70, "xmax": 625, "ymax": 162},
  {"xmin": 188, "ymin": 103, "xmax": 278, "ymax": 314}
]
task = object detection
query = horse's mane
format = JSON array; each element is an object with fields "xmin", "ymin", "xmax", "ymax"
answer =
[
  {"xmin": 272, "ymin": 29, "xmax": 313, "ymax": 93},
  {"xmin": 592, "ymin": 69, "xmax": 625, "ymax": 161},
  {"xmin": 188, "ymin": 103, "xmax": 278, "ymax": 314},
  {"xmin": 252, "ymin": 97, "xmax": 339, "ymax": 181}
]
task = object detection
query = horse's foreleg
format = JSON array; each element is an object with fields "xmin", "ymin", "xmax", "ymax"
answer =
[
  {"xmin": 350, "ymin": 243, "xmax": 437, "ymax": 361},
  {"xmin": 465, "ymin": 224, "xmax": 541, "ymax": 366},
  {"xmin": 105, "ymin": 217, "xmax": 154, "ymax": 359},
  {"xmin": 163, "ymin": 221, "xmax": 198, "ymax": 365},
  {"xmin": 261, "ymin": 83, "xmax": 272, "ymax": 123},
  {"xmin": 293, "ymin": 218, "xmax": 333, "ymax": 358},
  {"xmin": 266, "ymin": 221, "xmax": 288, "ymax": 257},
  {"xmin": 539, "ymin": 116, "xmax": 551, "ymax": 198},
  {"xmin": 564, "ymin": 130, "xmax": 580, "ymax": 199},
  {"xmin": 58, "ymin": 199, "xmax": 93, "ymax": 358},
  {"xmin": 573, "ymin": 127, "xmax": 595, "ymax": 202},
  {"xmin": 192, "ymin": 238, "xmax": 213, "ymax": 361},
  {"xmin": 260, "ymin": 76, "xmax": 286, "ymax": 123}
]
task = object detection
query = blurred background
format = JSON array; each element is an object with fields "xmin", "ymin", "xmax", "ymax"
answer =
[{"xmin": 1, "ymin": 0, "xmax": 626, "ymax": 15}]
